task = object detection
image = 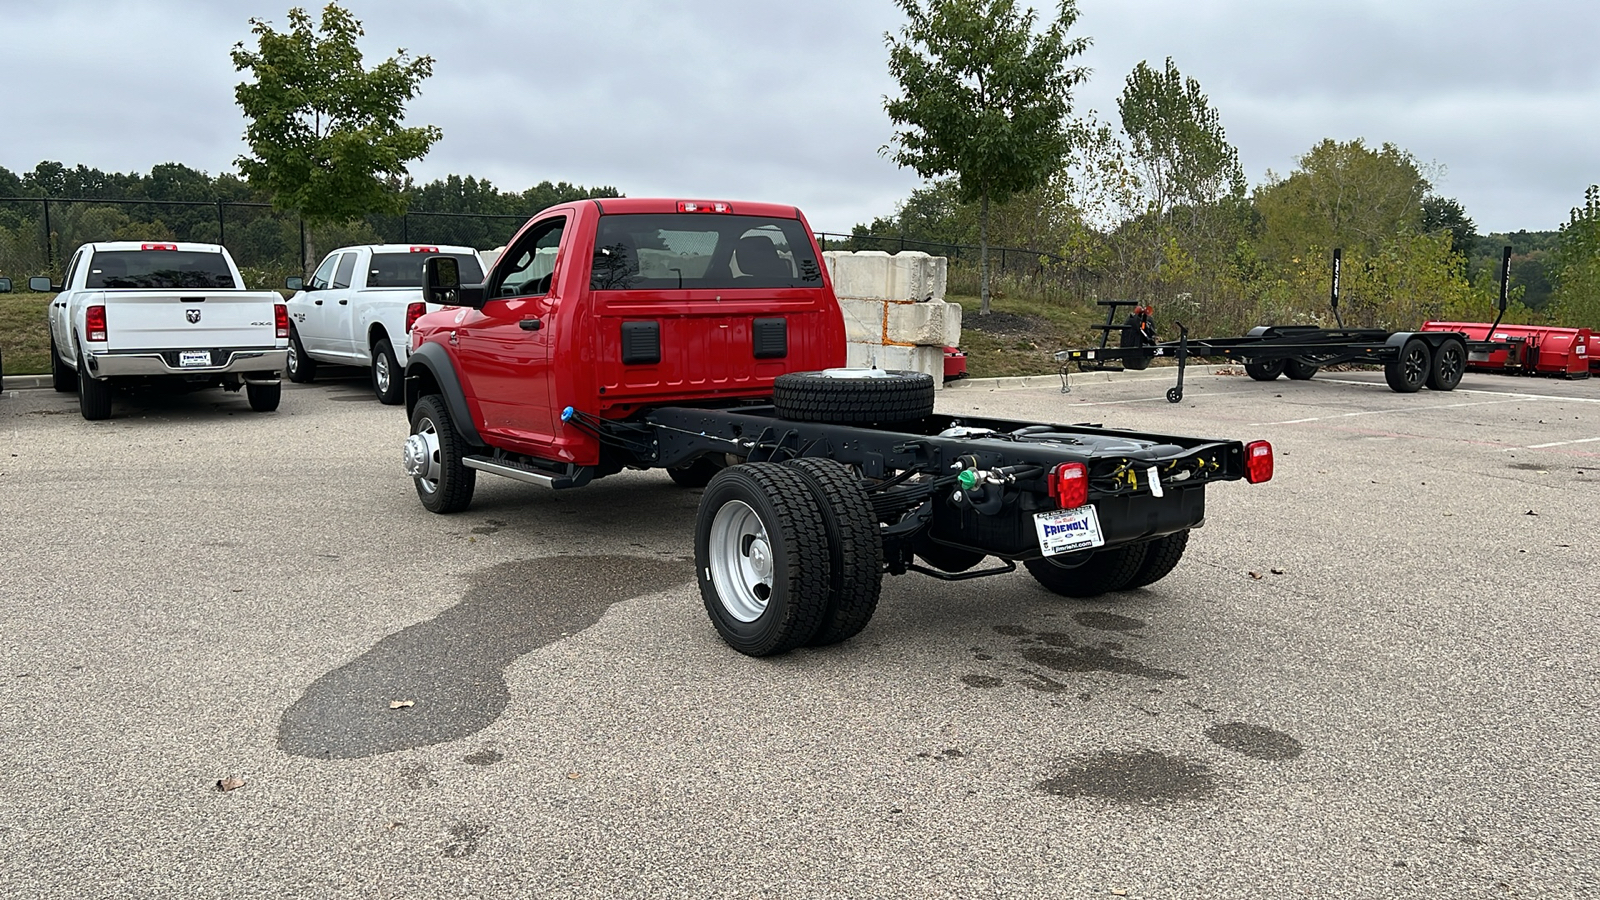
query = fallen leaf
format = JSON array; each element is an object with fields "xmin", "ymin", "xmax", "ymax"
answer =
[
  {"xmin": 1270, "ymin": 568, "xmax": 1285, "ymax": 575},
  {"xmin": 217, "ymin": 775, "xmax": 246, "ymax": 792},
  {"xmin": 390, "ymin": 700, "xmax": 415, "ymax": 709},
  {"xmin": 1111, "ymin": 891, "xmax": 1129, "ymax": 897},
  {"xmin": 1525, "ymin": 510, "xmax": 1538, "ymax": 516},
  {"xmin": 1248, "ymin": 571, "xmax": 1263, "ymax": 580},
  {"xmin": 566, "ymin": 772, "xmax": 583, "ymax": 780}
]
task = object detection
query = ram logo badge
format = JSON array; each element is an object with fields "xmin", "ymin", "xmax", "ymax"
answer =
[{"xmin": 185, "ymin": 309, "xmax": 202, "ymax": 324}]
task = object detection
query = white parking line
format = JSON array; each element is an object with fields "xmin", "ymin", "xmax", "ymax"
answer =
[
  {"xmin": 1315, "ymin": 377, "xmax": 1600, "ymax": 403},
  {"xmin": 1247, "ymin": 397, "xmax": 1530, "ymax": 427},
  {"xmin": 1499, "ymin": 436, "xmax": 1600, "ymax": 452}
]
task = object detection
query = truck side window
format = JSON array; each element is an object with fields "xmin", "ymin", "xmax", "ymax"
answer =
[
  {"xmin": 62, "ymin": 249, "xmax": 85, "ymax": 290},
  {"xmin": 308, "ymin": 254, "xmax": 339, "ymax": 291},
  {"xmin": 494, "ymin": 218, "xmax": 566, "ymax": 298},
  {"xmin": 333, "ymin": 253, "xmax": 358, "ymax": 289}
]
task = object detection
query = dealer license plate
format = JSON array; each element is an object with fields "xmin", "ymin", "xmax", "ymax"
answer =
[
  {"xmin": 179, "ymin": 350, "xmax": 212, "ymax": 368},
  {"xmin": 1034, "ymin": 505, "xmax": 1105, "ymax": 556}
]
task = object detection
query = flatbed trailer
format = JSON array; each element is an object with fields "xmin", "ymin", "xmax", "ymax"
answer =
[{"xmin": 1056, "ymin": 248, "xmax": 1536, "ymax": 403}]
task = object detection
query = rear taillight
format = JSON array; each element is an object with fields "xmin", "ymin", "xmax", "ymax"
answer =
[
  {"xmin": 405, "ymin": 301, "xmax": 426, "ymax": 332},
  {"xmin": 1245, "ymin": 440, "xmax": 1274, "ymax": 484},
  {"xmin": 1048, "ymin": 462, "xmax": 1088, "ymax": 509},
  {"xmin": 274, "ymin": 303, "xmax": 289, "ymax": 339},
  {"xmin": 86, "ymin": 305, "xmax": 107, "ymax": 341},
  {"xmin": 677, "ymin": 200, "xmax": 732, "ymax": 213}
]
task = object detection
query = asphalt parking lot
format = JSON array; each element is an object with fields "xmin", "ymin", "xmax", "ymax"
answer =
[{"xmin": 1, "ymin": 367, "xmax": 1596, "ymax": 899}]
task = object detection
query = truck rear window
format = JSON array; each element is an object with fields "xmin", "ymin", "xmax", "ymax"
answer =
[
  {"xmin": 369, "ymin": 252, "xmax": 484, "ymax": 288},
  {"xmin": 591, "ymin": 214, "xmax": 823, "ymax": 291},
  {"xmin": 85, "ymin": 251, "xmax": 237, "ymax": 289}
]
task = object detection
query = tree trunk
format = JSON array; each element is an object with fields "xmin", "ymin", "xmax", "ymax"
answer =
[{"xmin": 979, "ymin": 193, "xmax": 991, "ymax": 316}]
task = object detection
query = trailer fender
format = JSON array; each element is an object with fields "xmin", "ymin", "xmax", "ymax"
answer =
[{"xmin": 404, "ymin": 341, "xmax": 484, "ymax": 447}]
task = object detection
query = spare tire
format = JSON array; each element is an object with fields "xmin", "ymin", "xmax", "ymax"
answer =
[{"xmin": 773, "ymin": 368, "xmax": 935, "ymax": 425}]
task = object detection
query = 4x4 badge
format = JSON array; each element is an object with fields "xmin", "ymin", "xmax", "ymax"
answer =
[{"xmin": 186, "ymin": 309, "xmax": 202, "ymax": 324}]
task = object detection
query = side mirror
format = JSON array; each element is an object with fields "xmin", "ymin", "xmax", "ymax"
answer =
[
  {"xmin": 29, "ymin": 276, "xmax": 56, "ymax": 293},
  {"xmin": 0, "ymin": 277, "xmax": 11, "ymax": 293},
  {"xmin": 285, "ymin": 276, "xmax": 304, "ymax": 292},
  {"xmin": 424, "ymin": 256, "xmax": 486, "ymax": 308}
]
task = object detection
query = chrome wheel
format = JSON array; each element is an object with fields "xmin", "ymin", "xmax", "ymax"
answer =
[
  {"xmin": 707, "ymin": 499, "xmax": 774, "ymax": 623},
  {"xmin": 286, "ymin": 342, "xmax": 301, "ymax": 378},
  {"xmin": 404, "ymin": 417, "xmax": 442, "ymax": 493},
  {"xmin": 374, "ymin": 352, "xmax": 392, "ymax": 394}
]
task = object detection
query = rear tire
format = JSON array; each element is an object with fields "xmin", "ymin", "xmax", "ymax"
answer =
[
  {"xmin": 695, "ymin": 464, "xmax": 831, "ymax": 656},
  {"xmin": 246, "ymin": 382, "xmax": 281, "ymax": 412},
  {"xmin": 782, "ymin": 458, "xmax": 883, "ymax": 647},
  {"xmin": 286, "ymin": 326, "xmax": 317, "ymax": 384},
  {"xmin": 406, "ymin": 395, "xmax": 476, "ymax": 514},
  {"xmin": 1123, "ymin": 530, "xmax": 1190, "ymax": 590},
  {"xmin": 371, "ymin": 338, "xmax": 403, "ymax": 405},
  {"xmin": 51, "ymin": 336, "xmax": 74, "ymax": 392},
  {"xmin": 1283, "ymin": 359, "xmax": 1318, "ymax": 380},
  {"xmin": 773, "ymin": 369, "xmax": 935, "ymax": 424},
  {"xmin": 1384, "ymin": 339, "xmax": 1431, "ymax": 393},
  {"xmin": 1024, "ymin": 543, "xmax": 1148, "ymax": 598},
  {"xmin": 1244, "ymin": 359, "xmax": 1285, "ymax": 381},
  {"xmin": 1426, "ymin": 338, "xmax": 1466, "ymax": 391},
  {"xmin": 77, "ymin": 355, "xmax": 113, "ymax": 421}
]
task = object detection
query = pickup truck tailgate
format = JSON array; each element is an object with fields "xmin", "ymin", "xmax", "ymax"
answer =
[{"xmin": 98, "ymin": 291, "xmax": 281, "ymax": 351}]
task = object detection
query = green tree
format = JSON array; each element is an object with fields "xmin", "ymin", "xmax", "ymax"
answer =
[
  {"xmin": 1117, "ymin": 57, "xmax": 1244, "ymax": 223},
  {"xmin": 1253, "ymin": 139, "xmax": 1431, "ymax": 266},
  {"xmin": 231, "ymin": 3, "xmax": 440, "ymax": 267},
  {"xmin": 1549, "ymin": 184, "xmax": 1600, "ymax": 329},
  {"xmin": 884, "ymin": 0, "xmax": 1089, "ymax": 314}
]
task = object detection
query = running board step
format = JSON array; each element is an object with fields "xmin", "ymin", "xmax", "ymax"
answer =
[{"xmin": 463, "ymin": 456, "xmax": 591, "ymax": 489}]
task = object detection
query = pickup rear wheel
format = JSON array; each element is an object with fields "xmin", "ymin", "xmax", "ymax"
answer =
[
  {"xmin": 50, "ymin": 336, "xmax": 74, "ymax": 392},
  {"xmin": 1244, "ymin": 359, "xmax": 1285, "ymax": 381},
  {"xmin": 406, "ymin": 395, "xmax": 476, "ymax": 513},
  {"xmin": 782, "ymin": 457, "xmax": 883, "ymax": 647},
  {"xmin": 77, "ymin": 354, "xmax": 113, "ymax": 421},
  {"xmin": 246, "ymin": 382, "xmax": 281, "ymax": 412},
  {"xmin": 1123, "ymin": 530, "xmax": 1190, "ymax": 590},
  {"xmin": 286, "ymin": 326, "xmax": 317, "ymax": 383},
  {"xmin": 1024, "ymin": 542, "xmax": 1148, "ymax": 598},
  {"xmin": 1384, "ymin": 339, "xmax": 1432, "ymax": 393},
  {"xmin": 773, "ymin": 369, "xmax": 936, "ymax": 425},
  {"xmin": 696, "ymin": 464, "xmax": 830, "ymax": 656},
  {"xmin": 371, "ymin": 338, "xmax": 403, "ymax": 405}
]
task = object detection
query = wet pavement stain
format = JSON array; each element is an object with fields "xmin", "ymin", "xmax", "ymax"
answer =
[
  {"xmin": 443, "ymin": 823, "xmax": 489, "ymax": 859},
  {"xmin": 1205, "ymin": 722, "xmax": 1304, "ymax": 760},
  {"xmin": 1019, "ymin": 640, "xmax": 1187, "ymax": 681},
  {"xmin": 470, "ymin": 519, "xmax": 507, "ymax": 535},
  {"xmin": 278, "ymin": 554, "xmax": 693, "ymax": 760},
  {"xmin": 400, "ymin": 763, "xmax": 436, "ymax": 790},
  {"xmin": 1038, "ymin": 749, "xmax": 1216, "ymax": 803},
  {"xmin": 1073, "ymin": 611, "xmax": 1147, "ymax": 632},
  {"xmin": 463, "ymin": 749, "xmax": 504, "ymax": 766},
  {"xmin": 961, "ymin": 674, "xmax": 1006, "ymax": 688}
]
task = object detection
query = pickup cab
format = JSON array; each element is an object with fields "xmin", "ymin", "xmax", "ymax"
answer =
[
  {"xmin": 402, "ymin": 198, "xmax": 1272, "ymax": 656},
  {"xmin": 36, "ymin": 241, "xmax": 288, "ymax": 420},
  {"xmin": 284, "ymin": 244, "xmax": 484, "ymax": 403}
]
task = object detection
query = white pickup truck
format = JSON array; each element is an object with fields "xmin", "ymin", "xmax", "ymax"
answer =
[
  {"xmin": 284, "ymin": 244, "xmax": 484, "ymax": 403},
  {"xmin": 36, "ymin": 241, "xmax": 289, "ymax": 420}
]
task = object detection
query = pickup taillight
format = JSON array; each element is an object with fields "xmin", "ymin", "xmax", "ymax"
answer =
[
  {"xmin": 405, "ymin": 301, "xmax": 426, "ymax": 332},
  {"xmin": 86, "ymin": 305, "xmax": 107, "ymax": 341},
  {"xmin": 1245, "ymin": 441, "xmax": 1274, "ymax": 484},
  {"xmin": 275, "ymin": 303, "xmax": 289, "ymax": 339},
  {"xmin": 1047, "ymin": 462, "xmax": 1088, "ymax": 509}
]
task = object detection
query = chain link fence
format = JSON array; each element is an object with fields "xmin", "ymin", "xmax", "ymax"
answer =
[{"xmin": 816, "ymin": 231, "xmax": 1100, "ymax": 303}]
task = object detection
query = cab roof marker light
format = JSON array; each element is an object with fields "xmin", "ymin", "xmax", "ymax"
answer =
[
  {"xmin": 141, "ymin": 243, "xmax": 177, "ymax": 251},
  {"xmin": 408, "ymin": 246, "xmax": 439, "ymax": 253},
  {"xmin": 1245, "ymin": 440, "xmax": 1274, "ymax": 484},
  {"xmin": 677, "ymin": 201, "xmax": 732, "ymax": 213}
]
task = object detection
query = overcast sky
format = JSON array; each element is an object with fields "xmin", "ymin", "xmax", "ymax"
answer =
[{"xmin": 1, "ymin": 0, "xmax": 1596, "ymax": 235}]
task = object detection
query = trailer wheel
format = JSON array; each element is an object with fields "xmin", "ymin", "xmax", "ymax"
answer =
[
  {"xmin": 1384, "ymin": 339, "xmax": 1432, "ymax": 393},
  {"xmin": 286, "ymin": 325, "xmax": 317, "ymax": 383},
  {"xmin": 773, "ymin": 369, "xmax": 935, "ymax": 424},
  {"xmin": 696, "ymin": 464, "xmax": 831, "ymax": 656},
  {"xmin": 1024, "ymin": 542, "xmax": 1149, "ymax": 598},
  {"xmin": 782, "ymin": 458, "xmax": 883, "ymax": 646},
  {"xmin": 1283, "ymin": 359, "xmax": 1318, "ymax": 380},
  {"xmin": 405, "ymin": 394, "xmax": 476, "ymax": 513},
  {"xmin": 667, "ymin": 456, "xmax": 723, "ymax": 488},
  {"xmin": 1426, "ymin": 338, "xmax": 1466, "ymax": 391},
  {"xmin": 1244, "ymin": 359, "xmax": 1285, "ymax": 381},
  {"xmin": 1123, "ymin": 530, "xmax": 1190, "ymax": 590}
]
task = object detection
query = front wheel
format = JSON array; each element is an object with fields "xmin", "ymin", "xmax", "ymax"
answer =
[
  {"xmin": 695, "ymin": 464, "xmax": 831, "ymax": 656},
  {"xmin": 405, "ymin": 395, "xmax": 476, "ymax": 513},
  {"xmin": 286, "ymin": 326, "xmax": 317, "ymax": 383},
  {"xmin": 1024, "ymin": 542, "xmax": 1148, "ymax": 598},
  {"xmin": 246, "ymin": 382, "xmax": 281, "ymax": 412},
  {"xmin": 371, "ymin": 338, "xmax": 403, "ymax": 405}
]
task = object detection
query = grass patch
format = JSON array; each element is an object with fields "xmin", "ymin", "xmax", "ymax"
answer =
[
  {"xmin": 949, "ymin": 292, "xmax": 1112, "ymax": 378},
  {"xmin": 1, "ymin": 293, "xmax": 52, "ymax": 375}
]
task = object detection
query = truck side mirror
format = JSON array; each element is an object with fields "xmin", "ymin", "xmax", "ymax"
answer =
[
  {"xmin": 285, "ymin": 276, "xmax": 304, "ymax": 291},
  {"xmin": 424, "ymin": 256, "xmax": 486, "ymax": 308},
  {"xmin": 29, "ymin": 276, "xmax": 56, "ymax": 293}
]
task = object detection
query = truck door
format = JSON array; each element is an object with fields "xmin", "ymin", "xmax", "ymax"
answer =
[
  {"xmin": 452, "ymin": 216, "xmax": 566, "ymax": 454},
  {"xmin": 297, "ymin": 253, "xmax": 343, "ymax": 355},
  {"xmin": 323, "ymin": 251, "xmax": 361, "ymax": 360},
  {"xmin": 50, "ymin": 248, "xmax": 85, "ymax": 359}
]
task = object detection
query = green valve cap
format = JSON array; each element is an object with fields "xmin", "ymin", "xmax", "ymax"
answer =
[{"xmin": 957, "ymin": 469, "xmax": 979, "ymax": 491}]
